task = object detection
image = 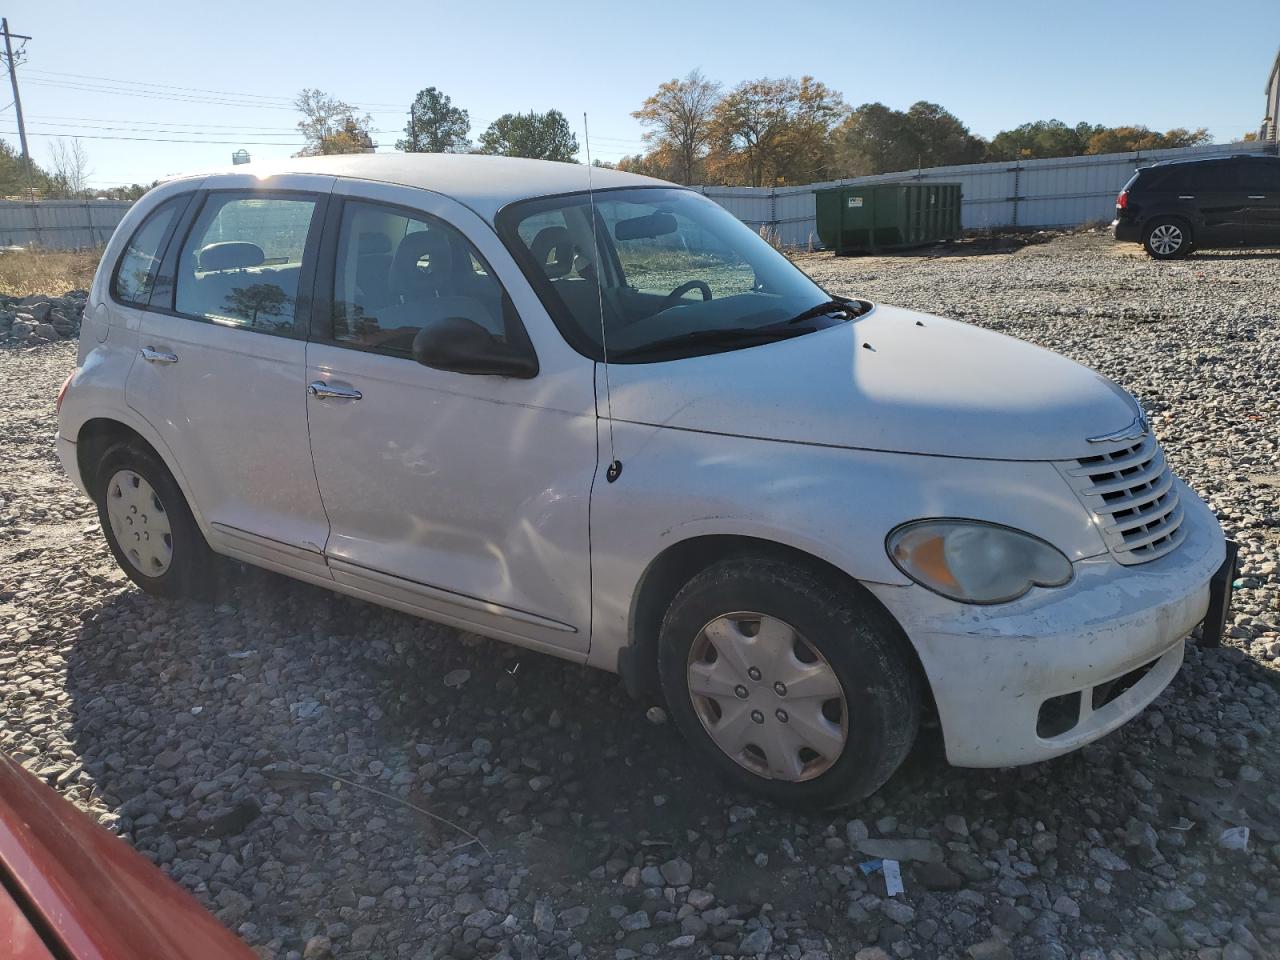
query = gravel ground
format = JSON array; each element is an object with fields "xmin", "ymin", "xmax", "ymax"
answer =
[{"xmin": 2, "ymin": 231, "xmax": 1279, "ymax": 960}]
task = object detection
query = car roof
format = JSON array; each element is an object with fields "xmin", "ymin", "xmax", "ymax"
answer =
[
  {"xmin": 1145, "ymin": 154, "xmax": 1275, "ymax": 169},
  {"xmin": 177, "ymin": 154, "xmax": 676, "ymax": 223}
]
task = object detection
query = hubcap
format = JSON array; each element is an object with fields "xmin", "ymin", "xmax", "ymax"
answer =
[
  {"xmin": 1150, "ymin": 224, "xmax": 1183, "ymax": 255},
  {"xmin": 686, "ymin": 612, "xmax": 848, "ymax": 782},
  {"xmin": 105, "ymin": 469, "xmax": 173, "ymax": 576}
]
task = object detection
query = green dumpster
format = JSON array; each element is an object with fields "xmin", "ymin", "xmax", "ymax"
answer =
[{"xmin": 815, "ymin": 182, "xmax": 962, "ymax": 254}]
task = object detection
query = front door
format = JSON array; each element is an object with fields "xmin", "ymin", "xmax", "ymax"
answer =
[
  {"xmin": 125, "ymin": 176, "xmax": 334, "ymax": 580},
  {"xmin": 304, "ymin": 181, "xmax": 597, "ymax": 653}
]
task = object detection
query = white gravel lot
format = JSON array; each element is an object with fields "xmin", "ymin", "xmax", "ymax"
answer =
[{"xmin": 1, "ymin": 231, "xmax": 1278, "ymax": 960}]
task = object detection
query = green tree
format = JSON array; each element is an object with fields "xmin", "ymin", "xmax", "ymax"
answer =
[
  {"xmin": 294, "ymin": 89, "xmax": 376, "ymax": 157},
  {"xmin": 479, "ymin": 110, "xmax": 579, "ymax": 161},
  {"xmin": 0, "ymin": 139, "xmax": 52, "ymax": 198},
  {"xmin": 632, "ymin": 69, "xmax": 722, "ymax": 185},
  {"xmin": 398, "ymin": 87, "xmax": 471, "ymax": 153},
  {"xmin": 833, "ymin": 101, "xmax": 984, "ymax": 176},
  {"xmin": 988, "ymin": 120, "xmax": 1103, "ymax": 160}
]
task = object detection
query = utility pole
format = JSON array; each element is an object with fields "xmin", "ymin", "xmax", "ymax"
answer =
[{"xmin": 1, "ymin": 17, "xmax": 31, "ymax": 165}]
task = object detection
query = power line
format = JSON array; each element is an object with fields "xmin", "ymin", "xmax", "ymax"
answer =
[{"xmin": 0, "ymin": 129, "xmax": 310, "ymax": 146}]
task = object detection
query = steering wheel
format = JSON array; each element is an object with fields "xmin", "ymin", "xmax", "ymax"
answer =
[{"xmin": 658, "ymin": 280, "xmax": 712, "ymax": 312}]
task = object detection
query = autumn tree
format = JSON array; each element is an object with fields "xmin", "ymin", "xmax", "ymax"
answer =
[
  {"xmin": 479, "ymin": 110, "xmax": 578, "ymax": 162},
  {"xmin": 294, "ymin": 89, "xmax": 376, "ymax": 156},
  {"xmin": 398, "ymin": 87, "xmax": 471, "ymax": 153},
  {"xmin": 632, "ymin": 69, "xmax": 721, "ymax": 185},
  {"xmin": 708, "ymin": 76, "xmax": 845, "ymax": 186},
  {"xmin": 1085, "ymin": 125, "xmax": 1211, "ymax": 154}
]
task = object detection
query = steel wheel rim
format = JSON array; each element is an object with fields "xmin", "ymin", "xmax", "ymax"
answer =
[
  {"xmin": 686, "ymin": 611, "xmax": 848, "ymax": 782},
  {"xmin": 1150, "ymin": 224, "xmax": 1182, "ymax": 255},
  {"xmin": 105, "ymin": 470, "xmax": 173, "ymax": 576}
]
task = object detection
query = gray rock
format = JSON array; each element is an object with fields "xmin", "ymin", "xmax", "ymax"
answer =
[
  {"xmin": 857, "ymin": 838, "xmax": 944, "ymax": 864},
  {"xmin": 619, "ymin": 910, "xmax": 651, "ymax": 931},
  {"xmin": 739, "ymin": 928, "xmax": 773, "ymax": 956},
  {"xmin": 660, "ymin": 857, "xmax": 693, "ymax": 885}
]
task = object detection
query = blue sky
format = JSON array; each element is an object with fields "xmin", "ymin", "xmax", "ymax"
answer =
[{"xmin": 6, "ymin": 0, "xmax": 1277, "ymax": 189}]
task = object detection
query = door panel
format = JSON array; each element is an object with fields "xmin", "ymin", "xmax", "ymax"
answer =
[
  {"xmin": 1240, "ymin": 158, "xmax": 1280, "ymax": 244},
  {"xmin": 305, "ymin": 182, "xmax": 597, "ymax": 652},
  {"xmin": 125, "ymin": 177, "xmax": 334, "ymax": 575}
]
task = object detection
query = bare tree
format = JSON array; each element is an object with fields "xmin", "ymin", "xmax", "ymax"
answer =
[
  {"xmin": 294, "ymin": 89, "xmax": 376, "ymax": 157},
  {"xmin": 48, "ymin": 138, "xmax": 91, "ymax": 198}
]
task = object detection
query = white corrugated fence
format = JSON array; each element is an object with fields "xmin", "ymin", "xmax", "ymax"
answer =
[
  {"xmin": 696, "ymin": 139, "xmax": 1278, "ymax": 248},
  {"xmin": 2, "ymin": 140, "xmax": 1276, "ymax": 251}
]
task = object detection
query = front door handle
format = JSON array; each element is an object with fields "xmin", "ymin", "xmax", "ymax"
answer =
[
  {"xmin": 140, "ymin": 346, "xmax": 179, "ymax": 364},
  {"xmin": 1247, "ymin": 195, "xmax": 1266, "ymax": 200},
  {"xmin": 307, "ymin": 380, "xmax": 362, "ymax": 401}
]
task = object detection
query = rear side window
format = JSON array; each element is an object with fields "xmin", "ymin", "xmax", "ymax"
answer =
[
  {"xmin": 1240, "ymin": 159, "xmax": 1280, "ymax": 191},
  {"xmin": 112, "ymin": 200, "xmax": 180, "ymax": 306},
  {"xmin": 328, "ymin": 199, "xmax": 519, "ymax": 358},
  {"xmin": 175, "ymin": 194, "xmax": 318, "ymax": 334}
]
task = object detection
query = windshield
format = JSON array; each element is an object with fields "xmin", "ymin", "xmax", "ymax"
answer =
[{"xmin": 497, "ymin": 187, "xmax": 843, "ymax": 361}]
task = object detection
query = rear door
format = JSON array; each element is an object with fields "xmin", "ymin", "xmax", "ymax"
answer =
[
  {"xmin": 125, "ymin": 174, "xmax": 334, "ymax": 579},
  {"xmin": 1240, "ymin": 157, "xmax": 1280, "ymax": 245},
  {"xmin": 1181, "ymin": 161, "xmax": 1251, "ymax": 244}
]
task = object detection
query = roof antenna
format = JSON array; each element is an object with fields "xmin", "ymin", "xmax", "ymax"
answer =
[{"xmin": 584, "ymin": 112, "xmax": 622, "ymax": 483}]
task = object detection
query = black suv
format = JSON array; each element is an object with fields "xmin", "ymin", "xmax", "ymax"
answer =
[{"xmin": 1113, "ymin": 154, "xmax": 1280, "ymax": 259}]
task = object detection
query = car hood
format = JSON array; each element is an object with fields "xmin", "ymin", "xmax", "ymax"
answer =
[{"xmin": 603, "ymin": 303, "xmax": 1140, "ymax": 460}]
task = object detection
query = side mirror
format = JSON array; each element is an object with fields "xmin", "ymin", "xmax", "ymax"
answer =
[{"xmin": 411, "ymin": 316, "xmax": 539, "ymax": 379}]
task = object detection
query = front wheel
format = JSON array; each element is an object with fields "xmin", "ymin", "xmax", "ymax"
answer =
[
  {"xmin": 657, "ymin": 556, "xmax": 921, "ymax": 807},
  {"xmin": 1143, "ymin": 218, "xmax": 1192, "ymax": 259}
]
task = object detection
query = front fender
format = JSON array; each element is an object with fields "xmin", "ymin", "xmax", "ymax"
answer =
[{"xmin": 587, "ymin": 420, "xmax": 1104, "ymax": 673}]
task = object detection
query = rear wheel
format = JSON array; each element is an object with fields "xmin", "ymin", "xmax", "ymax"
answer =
[
  {"xmin": 1143, "ymin": 218, "xmax": 1192, "ymax": 259},
  {"xmin": 657, "ymin": 556, "xmax": 921, "ymax": 807},
  {"xmin": 94, "ymin": 441, "xmax": 216, "ymax": 599}
]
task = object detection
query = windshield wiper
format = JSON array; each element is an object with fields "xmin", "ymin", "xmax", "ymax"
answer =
[
  {"xmin": 782, "ymin": 298, "xmax": 859, "ymax": 325},
  {"xmin": 610, "ymin": 326, "xmax": 810, "ymax": 361}
]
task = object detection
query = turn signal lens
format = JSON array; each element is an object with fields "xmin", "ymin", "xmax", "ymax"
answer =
[{"xmin": 887, "ymin": 520, "xmax": 1072, "ymax": 605}]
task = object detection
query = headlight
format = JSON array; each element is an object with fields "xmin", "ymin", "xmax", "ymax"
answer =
[{"xmin": 887, "ymin": 520, "xmax": 1072, "ymax": 604}]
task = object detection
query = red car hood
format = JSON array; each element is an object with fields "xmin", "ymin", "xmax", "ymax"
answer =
[{"xmin": 0, "ymin": 752, "xmax": 255, "ymax": 960}]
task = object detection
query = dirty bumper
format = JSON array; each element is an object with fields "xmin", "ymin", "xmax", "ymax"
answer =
[{"xmin": 868, "ymin": 482, "xmax": 1226, "ymax": 767}]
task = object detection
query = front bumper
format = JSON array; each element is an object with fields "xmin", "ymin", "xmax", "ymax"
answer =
[{"xmin": 868, "ymin": 484, "xmax": 1225, "ymax": 767}]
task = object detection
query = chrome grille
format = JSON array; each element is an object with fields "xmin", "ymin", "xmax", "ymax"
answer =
[{"xmin": 1059, "ymin": 433, "xmax": 1186, "ymax": 565}]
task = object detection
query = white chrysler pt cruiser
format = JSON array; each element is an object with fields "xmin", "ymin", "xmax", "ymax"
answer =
[{"xmin": 56, "ymin": 155, "xmax": 1228, "ymax": 806}]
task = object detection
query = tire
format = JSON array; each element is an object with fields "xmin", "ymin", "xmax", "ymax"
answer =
[
  {"xmin": 1143, "ymin": 218, "xmax": 1192, "ymax": 259},
  {"xmin": 657, "ymin": 556, "xmax": 921, "ymax": 807},
  {"xmin": 93, "ymin": 440, "xmax": 216, "ymax": 600}
]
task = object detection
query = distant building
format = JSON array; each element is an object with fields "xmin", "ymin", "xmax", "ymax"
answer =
[{"xmin": 1265, "ymin": 47, "xmax": 1280, "ymax": 141}]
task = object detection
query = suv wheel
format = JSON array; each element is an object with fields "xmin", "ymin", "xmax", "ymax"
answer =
[
  {"xmin": 1143, "ymin": 218, "xmax": 1192, "ymax": 259},
  {"xmin": 94, "ymin": 441, "xmax": 215, "ymax": 599},
  {"xmin": 657, "ymin": 556, "xmax": 921, "ymax": 807}
]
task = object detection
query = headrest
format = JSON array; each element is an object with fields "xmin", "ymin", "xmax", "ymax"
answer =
[
  {"xmin": 393, "ymin": 229, "xmax": 452, "ymax": 276},
  {"xmin": 358, "ymin": 231, "xmax": 392, "ymax": 255},
  {"xmin": 529, "ymin": 225, "xmax": 574, "ymax": 279},
  {"xmin": 198, "ymin": 241, "xmax": 265, "ymax": 272}
]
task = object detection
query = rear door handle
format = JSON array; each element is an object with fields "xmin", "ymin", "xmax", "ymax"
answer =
[
  {"xmin": 139, "ymin": 346, "xmax": 178, "ymax": 364},
  {"xmin": 1178, "ymin": 195, "xmax": 1196, "ymax": 200},
  {"xmin": 307, "ymin": 380, "xmax": 362, "ymax": 401},
  {"xmin": 1247, "ymin": 195, "xmax": 1266, "ymax": 199}
]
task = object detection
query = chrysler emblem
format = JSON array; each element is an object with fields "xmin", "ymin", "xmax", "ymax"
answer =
[{"xmin": 1087, "ymin": 411, "xmax": 1150, "ymax": 444}]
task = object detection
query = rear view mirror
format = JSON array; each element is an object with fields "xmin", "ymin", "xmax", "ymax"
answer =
[
  {"xmin": 412, "ymin": 316, "xmax": 538, "ymax": 379},
  {"xmin": 614, "ymin": 212, "xmax": 678, "ymax": 241}
]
